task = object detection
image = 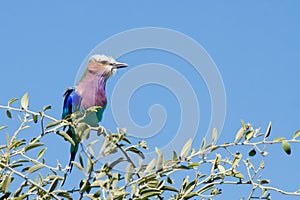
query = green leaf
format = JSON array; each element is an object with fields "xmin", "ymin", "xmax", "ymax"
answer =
[
  {"xmin": 232, "ymin": 152, "xmax": 242, "ymax": 169},
  {"xmin": 200, "ymin": 138, "xmax": 206, "ymax": 150},
  {"xmin": 121, "ymin": 136, "xmax": 131, "ymax": 144},
  {"xmin": 188, "ymin": 162, "xmax": 200, "ymax": 168},
  {"xmin": 213, "ymin": 154, "xmax": 221, "ymax": 170},
  {"xmin": 212, "ymin": 128, "xmax": 218, "ymax": 143},
  {"xmin": 6, "ymin": 110, "xmax": 12, "ymax": 119},
  {"xmin": 14, "ymin": 185, "xmax": 23, "ymax": 197},
  {"xmin": 235, "ymin": 127, "xmax": 245, "ymax": 143},
  {"xmin": 138, "ymin": 140, "xmax": 148, "ymax": 149},
  {"xmin": 72, "ymin": 161, "xmax": 85, "ymax": 173},
  {"xmin": 79, "ymin": 154, "xmax": 84, "ymax": 169},
  {"xmin": 6, "ymin": 132, "xmax": 10, "ymax": 145},
  {"xmin": 232, "ymin": 171, "xmax": 244, "ymax": 179},
  {"xmin": 10, "ymin": 139, "xmax": 26, "ymax": 150},
  {"xmin": 125, "ymin": 163, "xmax": 133, "ymax": 183},
  {"xmin": 57, "ymin": 191, "xmax": 72, "ymax": 199},
  {"xmin": 293, "ymin": 130, "xmax": 300, "ymax": 139},
  {"xmin": 172, "ymin": 151, "xmax": 178, "ymax": 162},
  {"xmin": 282, "ymin": 140, "xmax": 291, "ymax": 155},
  {"xmin": 2, "ymin": 174, "xmax": 12, "ymax": 193},
  {"xmin": 14, "ymin": 159, "xmax": 30, "ymax": 164},
  {"xmin": 199, "ymin": 174, "xmax": 207, "ymax": 179},
  {"xmin": 8, "ymin": 97, "xmax": 18, "ymax": 106},
  {"xmin": 197, "ymin": 183, "xmax": 214, "ymax": 194},
  {"xmin": 185, "ymin": 177, "xmax": 198, "ymax": 194},
  {"xmin": 126, "ymin": 146, "xmax": 145, "ymax": 159},
  {"xmin": 20, "ymin": 93, "xmax": 29, "ymax": 110},
  {"xmin": 245, "ymin": 130, "xmax": 254, "ymax": 141},
  {"xmin": 45, "ymin": 121, "xmax": 61, "ymax": 129},
  {"xmin": 80, "ymin": 180, "xmax": 91, "ymax": 195},
  {"xmin": 167, "ymin": 176, "xmax": 174, "ymax": 184},
  {"xmin": 259, "ymin": 160, "xmax": 265, "ymax": 169},
  {"xmin": 273, "ymin": 137, "xmax": 285, "ymax": 142},
  {"xmin": 43, "ymin": 105, "xmax": 52, "ymax": 111},
  {"xmin": 131, "ymin": 183, "xmax": 137, "ymax": 195},
  {"xmin": 176, "ymin": 165, "xmax": 190, "ymax": 170},
  {"xmin": 24, "ymin": 142, "xmax": 44, "ymax": 152},
  {"xmin": 145, "ymin": 158, "xmax": 156, "ymax": 173},
  {"xmin": 264, "ymin": 121, "xmax": 272, "ymax": 139},
  {"xmin": 261, "ymin": 188, "xmax": 268, "ymax": 197},
  {"xmin": 108, "ymin": 157, "xmax": 125, "ymax": 169},
  {"xmin": 241, "ymin": 119, "xmax": 245, "ymax": 129},
  {"xmin": 57, "ymin": 131, "xmax": 75, "ymax": 146},
  {"xmin": 90, "ymin": 180, "xmax": 104, "ymax": 187},
  {"xmin": 48, "ymin": 177, "xmax": 59, "ymax": 192},
  {"xmin": 161, "ymin": 186, "xmax": 178, "ymax": 193},
  {"xmin": 181, "ymin": 176, "xmax": 189, "ymax": 191},
  {"xmin": 248, "ymin": 149, "xmax": 256, "ymax": 157},
  {"xmin": 260, "ymin": 179, "xmax": 270, "ymax": 185},
  {"xmin": 86, "ymin": 106, "xmax": 102, "ymax": 113},
  {"xmin": 37, "ymin": 148, "xmax": 47, "ymax": 160},
  {"xmin": 211, "ymin": 188, "xmax": 222, "ymax": 195},
  {"xmin": 137, "ymin": 174, "xmax": 156, "ymax": 186},
  {"xmin": 32, "ymin": 114, "xmax": 38, "ymax": 123},
  {"xmin": 77, "ymin": 122, "xmax": 90, "ymax": 140},
  {"xmin": 155, "ymin": 147, "xmax": 163, "ymax": 171},
  {"xmin": 147, "ymin": 179, "xmax": 159, "ymax": 188},
  {"xmin": 26, "ymin": 164, "xmax": 44, "ymax": 174},
  {"xmin": 217, "ymin": 165, "xmax": 225, "ymax": 174},
  {"xmin": 180, "ymin": 138, "xmax": 192, "ymax": 158},
  {"xmin": 0, "ymin": 126, "xmax": 7, "ymax": 131},
  {"xmin": 87, "ymin": 155, "xmax": 93, "ymax": 173},
  {"xmin": 140, "ymin": 188, "xmax": 162, "ymax": 198},
  {"xmin": 21, "ymin": 167, "xmax": 30, "ymax": 173},
  {"xmin": 93, "ymin": 190, "xmax": 101, "ymax": 198}
]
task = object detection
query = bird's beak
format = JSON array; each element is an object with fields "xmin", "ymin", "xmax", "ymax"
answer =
[{"xmin": 114, "ymin": 62, "xmax": 128, "ymax": 69}]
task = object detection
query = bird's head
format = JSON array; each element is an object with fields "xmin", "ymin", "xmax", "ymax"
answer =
[{"xmin": 87, "ymin": 54, "xmax": 128, "ymax": 79}]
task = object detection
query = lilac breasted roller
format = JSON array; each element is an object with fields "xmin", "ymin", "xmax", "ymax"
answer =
[{"xmin": 62, "ymin": 55, "xmax": 128, "ymax": 171}]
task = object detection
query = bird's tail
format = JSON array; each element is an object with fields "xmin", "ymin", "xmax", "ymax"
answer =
[{"xmin": 67, "ymin": 127, "xmax": 78, "ymax": 172}]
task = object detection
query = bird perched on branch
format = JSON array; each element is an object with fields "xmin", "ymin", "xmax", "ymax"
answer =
[{"xmin": 61, "ymin": 55, "xmax": 128, "ymax": 171}]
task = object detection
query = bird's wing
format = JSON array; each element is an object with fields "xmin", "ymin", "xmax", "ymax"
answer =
[
  {"xmin": 62, "ymin": 88, "xmax": 82, "ymax": 120},
  {"xmin": 61, "ymin": 88, "xmax": 82, "ymax": 172}
]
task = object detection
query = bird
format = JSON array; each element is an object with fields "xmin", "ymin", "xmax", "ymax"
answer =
[{"xmin": 61, "ymin": 54, "xmax": 128, "ymax": 171}]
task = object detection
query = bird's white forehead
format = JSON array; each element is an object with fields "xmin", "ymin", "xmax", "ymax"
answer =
[{"xmin": 90, "ymin": 54, "xmax": 116, "ymax": 63}]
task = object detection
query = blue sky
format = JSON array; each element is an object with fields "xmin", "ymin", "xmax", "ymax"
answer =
[{"xmin": 1, "ymin": 1, "xmax": 300, "ymax": 199}]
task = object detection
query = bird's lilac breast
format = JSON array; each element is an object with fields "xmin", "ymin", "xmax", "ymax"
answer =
[
  {"xmin": 79, "ymin": 90, "xmax": 107, "ymax": 110},
  {"xmin": 75, "ymin": 77, "xmax": 107, "ymax": 110}
]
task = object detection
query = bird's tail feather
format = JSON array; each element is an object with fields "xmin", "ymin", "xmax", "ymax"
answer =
[
  {"xmin": 68, "ymin": 144, "xmax": 78, "ymax": 172},
  {"xmin": 67, "ymin": 127, "xmax": 78, "ymax": 172}
]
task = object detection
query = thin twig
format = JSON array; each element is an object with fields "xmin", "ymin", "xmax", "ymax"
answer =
[
  {"xmin": 0, "ymin": 105, "xmax": 57, "ymax": 121},
  {"xmin": 0, "ymin": 162, "xmax": 60, "ymax": 200}
]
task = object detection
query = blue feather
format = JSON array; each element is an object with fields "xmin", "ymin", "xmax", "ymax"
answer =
[
  {"xmin": 62, "ymin": 88, "xmax": 81, "ymax": 120},
  {"xmin": 62, "ymin": 88, "xmax": 82, "ymax": 171}
]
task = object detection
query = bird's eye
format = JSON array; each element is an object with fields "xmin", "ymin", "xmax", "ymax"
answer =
[{"xmin": 100, "ymin": 61, "xmax": 107, "ymax": 64}]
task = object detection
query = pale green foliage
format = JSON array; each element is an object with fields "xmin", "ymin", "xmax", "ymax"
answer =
[{"xmin": 0, "ymin": 93, "xmax": 300, "ymax": 199}]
